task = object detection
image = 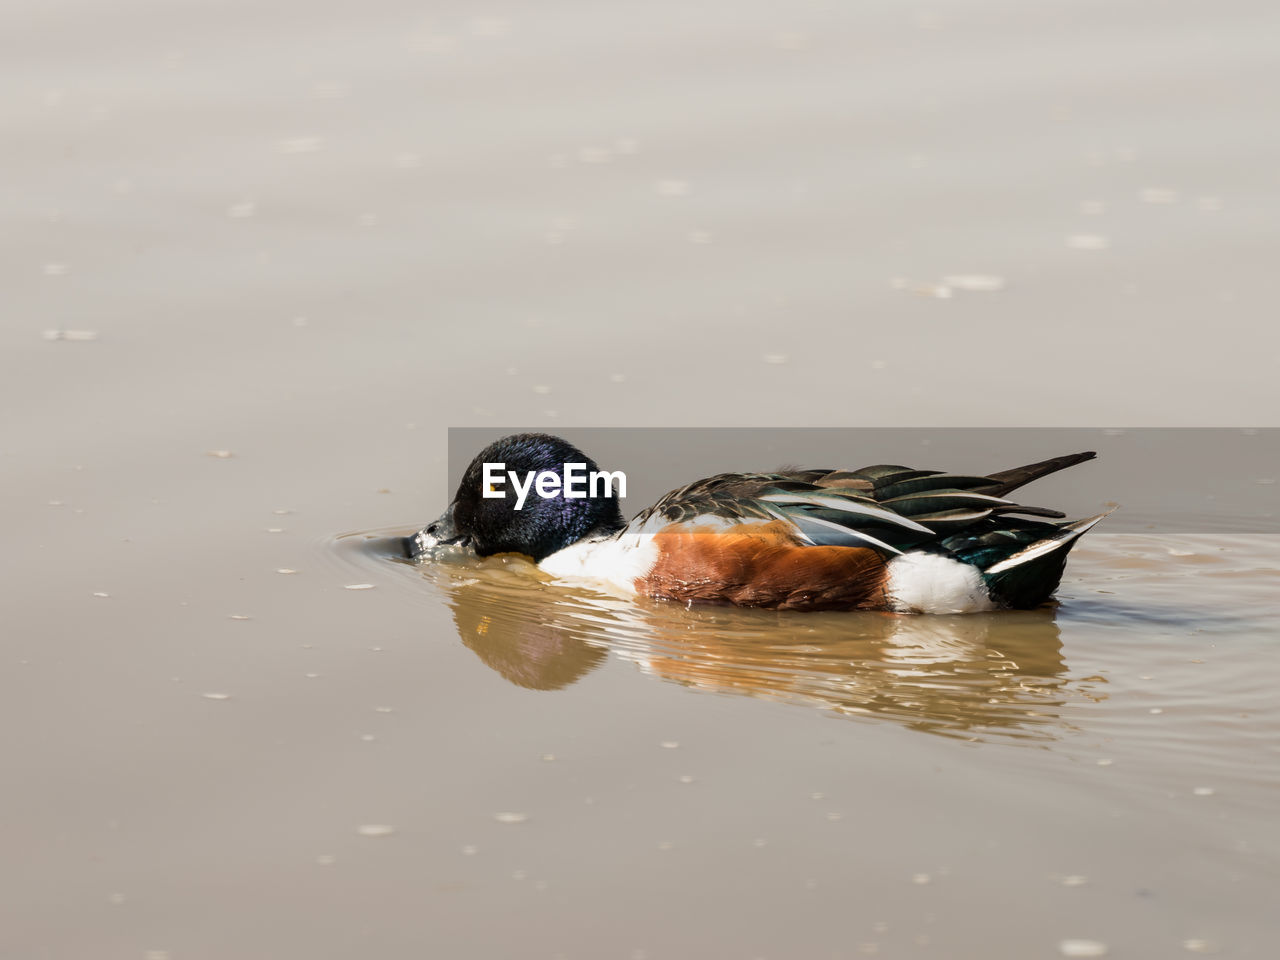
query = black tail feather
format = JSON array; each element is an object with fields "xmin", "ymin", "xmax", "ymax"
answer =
[
  {"xmin": 976, "ymin": 451, "xmax": 1097, "ymax": 498},
  {"xmin": 980, "ymin": 512, "xmax": 1110, "ymax": 608},
  {"xmin": 982, "ymin": 539, "xmax": 1076, "ymax": 608}
]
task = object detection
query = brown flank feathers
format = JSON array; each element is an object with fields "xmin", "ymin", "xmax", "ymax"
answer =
[{"xmin": 639, "ymin": 521, "xmax": 888, "ymax": 611}]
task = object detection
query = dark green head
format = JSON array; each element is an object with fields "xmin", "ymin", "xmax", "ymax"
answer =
[{"xmin": 412, "ymin": 433, "xmax": 626, "ymax": 562}]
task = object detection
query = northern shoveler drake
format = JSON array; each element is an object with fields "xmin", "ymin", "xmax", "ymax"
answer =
[{"xmin": 407, "ymin": 433, "xmax": 1108, "ymax": 613}]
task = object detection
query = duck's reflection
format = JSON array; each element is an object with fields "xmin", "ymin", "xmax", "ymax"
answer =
[{"xmin": 417, "ymin": 549, "xmax": 1100, "ymax": 742}]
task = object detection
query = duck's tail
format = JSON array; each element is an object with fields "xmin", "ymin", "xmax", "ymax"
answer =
[
  {"xmin": 974, "ymin": 451, "xmax": 1097, "ymax": 498},
  {"xmin": 979, "ymin": 511, "xmax": 1111, "ymax": 608}
]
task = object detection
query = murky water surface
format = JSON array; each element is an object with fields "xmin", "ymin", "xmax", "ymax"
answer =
[
  {"xmin": 322, "ymin": 528, "xmax": 1280, "ymax": 957},
  {"xmin": 347, "ymin": 528, "xmax": 1280, "ymax": 758},
  {"xmin": 5, "ymin": 0, "xmax": 1280, "ymax": 956}
]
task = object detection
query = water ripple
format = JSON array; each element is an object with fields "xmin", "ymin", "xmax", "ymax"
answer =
[{"xmin": 333, "ymin": 528, "xmax": 1114, "ymax": 743}]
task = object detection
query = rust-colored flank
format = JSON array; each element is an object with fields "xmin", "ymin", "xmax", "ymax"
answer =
[{"xmin": 639, "ymin": 521, "xmax": 888, "ymax": 611}]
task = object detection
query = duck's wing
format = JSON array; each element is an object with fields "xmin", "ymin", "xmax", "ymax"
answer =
[
  {"xmin": 627, "ymin": 473, "xmax": 935, "ymax": 554},
  {"xmin": 626, "ymin": 453, "xmax": 1097, "ymax": 558}
]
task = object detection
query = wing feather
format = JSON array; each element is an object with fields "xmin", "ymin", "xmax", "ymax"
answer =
[{"xmin": 626, "ymin": 451, "xmax": 1099, "ymax": 560}]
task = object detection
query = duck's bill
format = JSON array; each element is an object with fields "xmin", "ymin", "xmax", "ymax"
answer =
[
  {"xmin": 403, "ymin": 507, "xmax": 470, "ymax": 560},
  {"xmin": 403, "ymin": 528, "xmax": 439, "ymax": 559}
]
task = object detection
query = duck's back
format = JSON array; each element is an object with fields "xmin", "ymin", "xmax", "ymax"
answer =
[{"xmin": 551, "ymin": 452, "xmax": 1106, "ymax": 612}]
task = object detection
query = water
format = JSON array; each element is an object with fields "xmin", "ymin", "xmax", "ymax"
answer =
[
  {"xmin": 317, "ymin": 527, "xmax": 1280, "ymax": 956},
  {"xmin": 341, "ymin": 528, "xmax": 1280, "ymax": 752},
  {"xmin": 4, "ymin": 0, "xmax": 1279, "ymax": 956}
]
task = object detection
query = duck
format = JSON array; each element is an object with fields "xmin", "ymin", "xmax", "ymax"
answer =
[{"xmin": 407, "ymin": 433, "xmax": 1108, "ymax": 613}]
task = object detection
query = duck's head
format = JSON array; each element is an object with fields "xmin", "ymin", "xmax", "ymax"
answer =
[{"xmin": 408, "ymin": 433, "xmax": 626, "ymax": 562}]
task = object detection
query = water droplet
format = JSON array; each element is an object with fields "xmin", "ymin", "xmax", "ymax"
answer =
[
  {"xmin": 660, "ymin": 741, "xmax": 679, "ymax": 749},
  {"xmin": 1058, "ymin": 940, "xmax": 1108, "ymax": 957},
  {"xmin": 360, "ymin": 734, "xmax": 376, "ymax": 742},
  {"xmin": 1182, "ymin": 938, "xmax": 1219, "ymax": 953},
  {"xmin": 1096, "ymin": 758, "xmax": 1113, "ymax": 766},
  {"xmin": 44, "ymin": 328, "xmax": 98, "ymax": 341},
  {"xmin": 941, "ymin": 274, "xmax": 1006, "ymax": 292},
  {"xmin": 1066, "ymin": 234, "xmax": 1110, "ymax": 250},
  {"xmin": 266, "ymin": 527, "xmax": 285, "ymax": 534},
  {"xmin": 494, "ymin": 812, "xmax": 528, "ymax": 824},
  {"xmin": 229, "ymin": 615, "xmax": 251, "ymax": 621},
  {"xmin": 678, "ymin": 775, "xmax": 695, "ymax": 784},
  {"xmin": 911, "ymin": 873, "xmax": 931, "ymax": 885},
  {"xmin": 1149, "ymin": 707, "xmax": 1164, "ymax": 714},
  {"xmin": 356, "ymin": 824, "xmax": 396, "ymax": 837},
  {"xmin": 92, "ymin": 591, "xmax": 110, "ymax": 598},
  {"xmin": 541, "ymin": 753, "xmax": 556, "ymax": 761},
  {"xmin": 1192, "ymin": 786, "xmax": 1216, "ymax": 796},
  {"xmin": 201, "ymin": 692, "xmax": 230, "ymax": 700},
  {"xmin": 1061, "ymin": 875, "xmax": 1088, "ymax": 886},
  {"xmin": 345, "ymin": 583, "xmax": 375, "ymax": 590},
  {"xmin": 276, "ymin": 568, "xmax": 297, "ymax": 575},
  {"xmin": 374, "ymin": 706, "xmax": 394, "ymax": 713},
  {"xmin": 206, "ymin": 449, "xmax": 235, "ymax": 459}
]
